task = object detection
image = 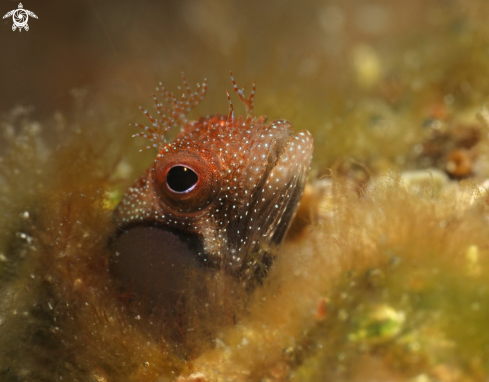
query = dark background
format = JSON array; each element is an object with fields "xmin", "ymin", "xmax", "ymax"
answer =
[
  {"xmin": 1, "ymin": 0, "xmax": 487, "ymax": 171},
  {"xmin": 0, "ymin": 0, "xmax": 460, "ymax": 116}
]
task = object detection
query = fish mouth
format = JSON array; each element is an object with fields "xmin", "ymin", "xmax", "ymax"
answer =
[
  {"xmin": 271, "ymin": 133, "xmax": 314, "ymax": 241},
  {"xmin": 225, "ymin": 123, "xmax": 314, "ymax": 279},
  {"xmin": 260, "ymin": 128, "xmax": 314, "ymax": 245}
]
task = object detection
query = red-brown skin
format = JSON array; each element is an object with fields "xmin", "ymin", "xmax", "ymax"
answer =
[{"xmin": 114, "ymin": 73, "xmax": 313, "ymax": 283}]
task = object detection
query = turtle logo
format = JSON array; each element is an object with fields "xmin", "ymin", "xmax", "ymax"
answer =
[{"xmin": 3, "ymin": 3, "xmax": 38, "ymax": 32}]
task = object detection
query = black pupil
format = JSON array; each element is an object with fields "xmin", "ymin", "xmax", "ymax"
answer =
[{"xmin": 167, "ymin": 166, "xmax": 199, "ymax": 192}]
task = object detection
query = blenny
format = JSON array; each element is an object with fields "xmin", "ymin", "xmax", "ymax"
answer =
[{"xmin": 111, "ymin": 73, "xmax": 313, "ymax": 312}]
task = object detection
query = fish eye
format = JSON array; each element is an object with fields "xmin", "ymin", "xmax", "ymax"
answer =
[
  {"xmin": 166, "ymin": 165, "xmax": 199, "ymax": 193},
  {"xmin": 152, "ymin": 146, "xmax": 222, "ymax": 213}
]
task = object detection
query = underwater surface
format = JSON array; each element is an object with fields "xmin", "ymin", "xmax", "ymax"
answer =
[{"xmin": 2, "ymin": 0, "xmax": 489, "ymax": 381}]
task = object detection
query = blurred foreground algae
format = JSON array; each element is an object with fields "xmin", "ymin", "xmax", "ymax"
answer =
[
  {"xmin": 288, "ymin": 175, "xmax": 489, "ymax": 382},
  {"xmin": 0, "ymin": 109, "xmax": 182, "ymax": 381}
]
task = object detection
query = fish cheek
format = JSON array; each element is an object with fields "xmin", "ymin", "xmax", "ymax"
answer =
[{"xmin": 110, "ymin": 226, "xmax": 205, "ymax": 313}]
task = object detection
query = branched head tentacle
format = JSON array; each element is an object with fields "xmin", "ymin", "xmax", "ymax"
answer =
[
  {"xmin": 229, "ymin": 71, "xmax": 255, "ymax": 121},
  {"xmin": 131, "ymin": 73, "xmax": 207, "ymax": 151},
  {"xmin": 226, "ymin": 90, "xmax": 235, "ymax": 126}
]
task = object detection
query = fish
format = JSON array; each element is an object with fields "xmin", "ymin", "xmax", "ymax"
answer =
[{"xmin": 111, "ymin": 73, "xmax": 313, "ymax": 308}]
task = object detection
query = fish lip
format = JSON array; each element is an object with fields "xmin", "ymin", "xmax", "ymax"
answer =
[
  {"xmin": 224, "ymin": 126, "xmax": 313, "ymax": 276},
  {"xmin": 268, "ymin": 119, "xmax": 296, "ymax": 159},
  {"xmin": 267, "ymin": 128, "xmax": 314, "ymax": 226}
]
